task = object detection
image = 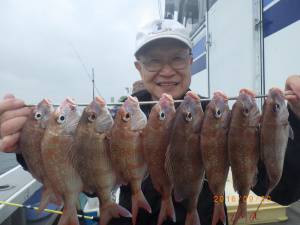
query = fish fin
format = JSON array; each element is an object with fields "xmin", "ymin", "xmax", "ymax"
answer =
[
  {"xmin": 231, "ymin": 200, "xmax": 247, "ymax": 225},
  {"xmin": 212, "ymin": 203, "xmax": 226, "ymax": 225},
  {"xmin": 131, "ymin": 191, "xmax": 152, "ymax": 225},
  {"xmin": 100, "ymin": 203, "xmax": 132, "ymax": 225},
  {"xmin": 38, "ymin": 186, "xmax": 61, "ymax": 212},
  {"xmin": 157, "ymin": 196, "xmax": 176, "ymax": 225},
  {"xmin": 289, "ymin": 125, "xmax": 294, "ymax": 140},
  {"xmin": 57, "ymin": 206, "xmax": 79, "ymax": 225},
  {"xmin": 185, "ymin": 209, "xmax": 200, "ymax": 225}
]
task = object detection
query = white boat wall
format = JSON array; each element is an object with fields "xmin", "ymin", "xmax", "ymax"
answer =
[{"xmin": 165, "ymin": 0, "xmax": 300, "ymax": 105}]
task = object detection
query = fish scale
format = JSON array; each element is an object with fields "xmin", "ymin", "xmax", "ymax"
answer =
[
  {"xmin": 165, "ymin": 91, "xmax": 205, "ymax": 225},
  {"xmin": 20, "ymin": 99, "xmax": 60, "ymax": 211},
  {"xmin": 110, "ymin": 96, "xmax": 150, "ymax": 225},
  {"xmin": 41, "ymin": 98, "xmax": 83, "ymax": 225},
  {"xmin": 200, "ymin": 91, "xmax": 230, "ymax": 225},
  {"xmin": 251, "ymin": 87, "xmax": 292, "ymax": 219},
  {"xmin": 72, "ymin": 97, "xmax": 130, "ymax": 225},
  {"xmin": 228, "ymin": 89, "xmax": 260, "ymax": 225},
  {"xmin": 143, "ymin": 93, "xmax": 176, "ymax": 225}
]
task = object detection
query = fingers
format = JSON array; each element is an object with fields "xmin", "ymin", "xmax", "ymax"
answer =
[
  {"xmin": 0, "ymin": 133, "xmax": 20, "ymax": 153},
  {"xmin": 1, "ymin": 107, "xmax": 32, "ymax": 123},
  {"xmin": 0, "ymin": 116, "xmax": 28, "ymax": 137},
  {"xmin": 285, "ymin": 76, "xmax": 300, "ymax": 101},
  {"xmin": 0, "ymin": 94, "xmax": 29, "ymax": 153},
  {"xmin": 284, "ymin": 90, "xmax": 298, "ymax": 101},
  {"xmin": 0, "ymin": 98, "xmax": 25, "ymax": 115}
]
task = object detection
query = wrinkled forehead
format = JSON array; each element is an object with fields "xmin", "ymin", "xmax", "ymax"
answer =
[{"xmin": 138, "ymin": 39, "xmax": 190, "ymax": 58}]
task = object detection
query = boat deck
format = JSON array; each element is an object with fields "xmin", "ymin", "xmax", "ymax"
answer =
[{"xmin": 0, "ymin": 166, "xmax": 41, "ymax": 224}]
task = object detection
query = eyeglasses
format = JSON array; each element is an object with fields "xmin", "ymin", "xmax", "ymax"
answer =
[{"xmin": 139, "ymin": 53, "xmax": 192, "ymax": 72}]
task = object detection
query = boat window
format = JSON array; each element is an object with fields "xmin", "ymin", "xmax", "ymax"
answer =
[
  {"xmin": 165, "ymin": 0, "xmax": 217, "ymax": 35},
  {"xmin": 164, "ymin": 0, "xmax": 207, "ymax": 35},
  {"xmin": 185, "ymin": 0, "xmax": 206, "ymax": 35}
]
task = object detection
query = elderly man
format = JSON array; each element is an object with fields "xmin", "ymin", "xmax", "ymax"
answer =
[{"xmin": 1, "ymin": 19, "xmax": 300, "ymax": 225}]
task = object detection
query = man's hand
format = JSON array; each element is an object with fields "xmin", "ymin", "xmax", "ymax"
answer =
[
  {"xmin": 285, "ymin": 75, "xmax": 300, "ymax": 119},
  {"xmin": 0, "ymin": 94, "xmax": 31, "ymax": 153}
]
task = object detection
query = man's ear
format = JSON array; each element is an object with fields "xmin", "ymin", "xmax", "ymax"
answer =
[{"xmin": 135, "ymin": 61, "xmax": 142, "ymax": 73}]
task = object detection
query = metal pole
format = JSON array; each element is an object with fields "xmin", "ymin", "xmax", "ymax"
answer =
[
  {"xmin": 25, "ymin": 93, "xmax": 295, "ymax": 108},
  {"xmin": 92, "ymin": 68, "xmax": 95, "ymax": 100},
  {"xmin": 206, "ymin": 0, "xmax": 211, "ymax": 98}
]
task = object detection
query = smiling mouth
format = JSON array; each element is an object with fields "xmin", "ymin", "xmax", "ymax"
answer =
[{"xmin": 157, "ymin": 82, "xmax": 179, "ymax": 86}]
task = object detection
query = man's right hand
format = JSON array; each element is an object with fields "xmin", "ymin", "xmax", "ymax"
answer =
[{"xmin": 0, "ymin": 94, "xmax": 32, "ymax": 153}]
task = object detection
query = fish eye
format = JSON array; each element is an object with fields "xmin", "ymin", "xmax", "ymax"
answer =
[
  {"xmin": 34, "ymin": 112, "xmax": 42, "ymax": 120},
  {"xmin": 273, "ymin": 103, "xmax": 280, "ymax": 112},
  {"xmin": 185, "ymin": 112, "xmax": 192, "ymax": 122},
  {"xmin": 122, "ymin": 113, "xmax": 130, "ymax": 122},
  {"xmin": 57, "ymin": 115, "xmax": 65, "ymax": 124},
  {"xmin": 159, "ymin": 111, "xmax": 166, "ymax": 121},
  {"xmin": 215, "ymin": 109, "xmax": 222, "ymax": 118},
  {"xmin": 88, "ymin": 113, "xmax": 97, "ymax": 122}
]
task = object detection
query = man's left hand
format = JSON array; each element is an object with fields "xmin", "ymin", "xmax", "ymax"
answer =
[{"xmin": 285, "ymin": 75, "xmax": 300, "ymax": 118}]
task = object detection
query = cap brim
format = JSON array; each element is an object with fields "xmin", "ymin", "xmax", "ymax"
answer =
[{"xmin": 134, "ymin": 34, "xmax": 192, "ymax": 56}]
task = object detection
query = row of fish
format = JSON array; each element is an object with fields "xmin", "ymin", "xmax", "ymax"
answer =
[{"xmin": 19, "ymin": 88, "xmax": 293, "ymax": 225}]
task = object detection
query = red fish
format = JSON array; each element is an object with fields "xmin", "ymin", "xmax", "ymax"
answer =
[
  {"xmin": 200, "ymin": 91, "xmax": 230, "ymax": 225},
  {"xmin": 252, "ymin": 87, "xmax": 293, "ymax": 218},
  {"xmin": 73, "ymin": 96, "xmax": 131, "ymax": 225},
  {"xmin": 165, "ymin": 91, "xmax": 205, "ymax": 225},
  {"xmin": 228, "ymin": 89, "xmax": 260, "ymax": 225},
  {"xmin": 143, "ymin": 93, "xmax": 176, "ymax": 225},
  {"xmin": 20, "ymin": 99, "xmax": 60, "ymax": 211},
  {"xmin": 41, "ymin": 98, "xmax": 83, "ymax": 225},
  {"xmin": 110, "ymin": 96, "xmax": 150, "ymax": 225}
]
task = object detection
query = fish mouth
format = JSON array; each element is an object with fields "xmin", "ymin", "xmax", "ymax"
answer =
[
  {"xmin": 127, "ymin": 96, "xmax": 139, "ymax": 103},
  {"xmin": 95, "ymin": 96, "xmax": 106, "ymax": 107},
  {"xmin": 124, "ymin": 96, "xmax": 139, "ymax": 111},
  {"xmin": 268, "ymin": 87, "xmax": 285, "ymax": 102},
  {"xmin": 213, "ymin": 91, "xmax": 228, "ymax": 100},
  {"xmin": 160, "ymin": 93, "xmax": 174, "ymax": 103},
  {"xmin": 238, "ymin": 89, "xmax": 257, "ymax": 106},
  {"xmin": 159, "ymin": 93, "xmax": 174, "ymax": 111},
  {"xmin": 185, "ymin": 91, "xmax": 200, "ymax": 102},
  {"xmin": 41, "ymin": 98, "xmax": 52, "ymax": 106},
  {"xmin": 239, "ymin": 89, "xmax": 256, "ymax": 98},
  {"xmin": 56, "ymin": 97, "xmax": 77, "ymax": 114},
  {"xmin": 269, "ymin": 87, "xmax": 284, "ymax": 96}
]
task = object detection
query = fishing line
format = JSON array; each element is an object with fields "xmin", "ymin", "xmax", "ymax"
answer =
[{"xmin": 0, "ymin": 200, "xmax": 99, "ymax": 222}]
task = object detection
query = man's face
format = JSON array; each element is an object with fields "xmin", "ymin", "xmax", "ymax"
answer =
[{"xmin": 135, "ymin": 39, "xmax": 192, "ymax": 100}]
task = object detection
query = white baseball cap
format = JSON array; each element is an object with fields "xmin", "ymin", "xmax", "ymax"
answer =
[{"xmin": 134, "ymin": 19, "xmax": 192, "ymax": 56}]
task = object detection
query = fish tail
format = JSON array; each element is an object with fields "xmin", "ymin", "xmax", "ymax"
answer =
[
  {"xmin": 232, "ymin": 200, "xmax": 247, "ymax": 225},
  {"xmin": 211, "ymin": 202, "xmax": 226, "ymax": 225},
  {"xmin": 157, "ymin": 196, "xmax": 176, "ymax": 225},
  {"xmin": 131, "ymin": 190, "xmax": 152, "ymax": 225},
  {"xmin": 99, "ymin": 202, "xmax": 132, "ymax": 225},
  {"xmin": 185, "ymin": 209, "xmax": 200, "ymax": 225},
  {"xmin": 57, "ymin": 205, "xmax": 79, "ymax": 225},
  {"xmin": 249, "ymin": 190, "xmax": 270, "ymax": 222}
]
